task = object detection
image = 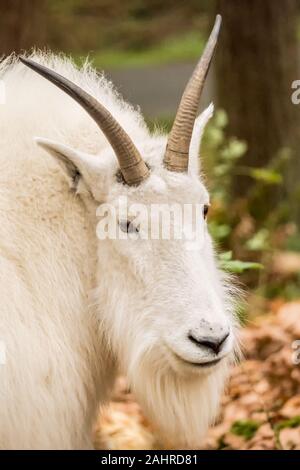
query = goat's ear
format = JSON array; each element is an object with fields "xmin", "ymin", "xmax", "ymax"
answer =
[
  {"xmin": 35, "ymin": 137, "xmax": 109, "ymax": 200},
  {"xmin": 188, "ymin": 103, "xmax": 214, "ymax": 175}
]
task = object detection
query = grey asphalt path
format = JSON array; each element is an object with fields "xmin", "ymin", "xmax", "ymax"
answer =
[{"xmin": 105, "ymin": 62, "xmax": 216, "ymax": 119}]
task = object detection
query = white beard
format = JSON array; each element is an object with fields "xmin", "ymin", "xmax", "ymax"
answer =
[{"xmin": 128, "ymin": 354, "xmax": 230, "ymax": 449}]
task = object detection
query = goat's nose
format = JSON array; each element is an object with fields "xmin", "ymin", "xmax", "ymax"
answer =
[{"xmin": 188, "ymin": 331, "xmax": 229, "ymax": 354}]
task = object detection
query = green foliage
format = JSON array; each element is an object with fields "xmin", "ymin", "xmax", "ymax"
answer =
[
  {"xmin": 248, "ymin": 168, "xmax": 282, "ymax": 185},
  {"xmin": 209, "ymin": 222, "xmax": 230, "ymax": 241},
  {"xmin": 81, "ymin": 32, "xmax": 205, "ymax": 69},
  {"xmin": 149, "ymin": 109, "xmax": 296, "ymax": 301},
  {"xmin": 201, "ymin": 109, "xmax": 300, "ymax": 297},
  {"xmin": 245, "ymin": 229, "xmax": 270, "ymax": 252},
  {"xmin": 203, "ymin": 110, "xmax": 248, "ymax": 204},
  {"xmin": 230, "ymin": 420, "xmax": 260, "ymax": 440},
  {"xmin": 275, "ymin": 416, "xmax": 300, "ymax": 432},
  {"xmin": 47, "ymin": 0, "xmax": 208, "ymax": 67},
  {"xmin": 219, "ymin": 252, "xmax": 263, "ymax": 274},
  {"xmin": 274, "ymin": 416, "xmax": 300, "ymax": 449}
]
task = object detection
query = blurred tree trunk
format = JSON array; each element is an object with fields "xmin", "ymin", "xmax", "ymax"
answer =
[
  {"xmin": 0, "ymin": 0, "xmax": 46, "ymax": 57},
  {"xmin": 216, "ymin": 0, "xmax": 300, "ymax": 220}
]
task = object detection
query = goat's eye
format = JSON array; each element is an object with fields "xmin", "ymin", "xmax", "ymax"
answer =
[
  {"xmin": 203, "ymin": 204, "xmax": 209, "ymax": 219},
  {"xmin": 119, "ymin": 220, "xmax": 139, "ymax": 234}
]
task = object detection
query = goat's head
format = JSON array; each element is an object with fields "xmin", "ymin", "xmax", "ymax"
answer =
[{"xmin": 21, "ymin": 15, "xmax": 239, "ymax": 446}]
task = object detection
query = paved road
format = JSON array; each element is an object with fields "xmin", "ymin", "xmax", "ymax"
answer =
[{"xmin": 106, "ymin": 62, "xmax": 216, "ymax": 119}]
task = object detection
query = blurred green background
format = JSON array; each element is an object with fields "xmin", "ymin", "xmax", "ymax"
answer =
[{"xmin": 1, "ymin": 0, "xmax": 300, "ymax": 316}]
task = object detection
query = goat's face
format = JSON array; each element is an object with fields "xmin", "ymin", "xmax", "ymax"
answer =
[{"xmin": 97, "ymin": 145, "xmax": 235, "ymax": 379}]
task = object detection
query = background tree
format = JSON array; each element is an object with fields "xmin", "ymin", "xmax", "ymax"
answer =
[
  {"xmin": 216, "ymin": 0, "xmax": 300, "ymax": 221},
  {"xmin": 0, "ymin": 0, "xmax": 46, "ymax": 57}
]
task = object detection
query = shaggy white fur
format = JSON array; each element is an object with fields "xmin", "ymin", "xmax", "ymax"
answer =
[{"xmin": 0, "ymin": 53, "xmax": 238, "ymax": 449}]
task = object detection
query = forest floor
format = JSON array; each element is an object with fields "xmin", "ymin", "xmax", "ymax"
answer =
[{"xmin": 93, "ymin": 301, "xmax": 300, "ymax": 450}]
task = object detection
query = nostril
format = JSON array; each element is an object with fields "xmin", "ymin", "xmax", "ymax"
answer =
[{"xmin": 188, "ymin": 332, "xmax": 229, "ymax": 354}]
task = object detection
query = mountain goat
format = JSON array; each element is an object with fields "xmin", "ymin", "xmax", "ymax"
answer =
[{"xmin": 0, "ymin": 15, "xmax": 238, "ymax": 449}]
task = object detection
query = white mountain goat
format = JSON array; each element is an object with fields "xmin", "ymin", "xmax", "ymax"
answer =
[{"xmin": 0, "ymin": 15, "xmax": 238, "ymax": 449}]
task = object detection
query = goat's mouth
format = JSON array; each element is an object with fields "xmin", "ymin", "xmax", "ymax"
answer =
[
  {"xmin": 165, "ymin": 346, "xmax": 225, "ymax": 371},
  {"xmin": 172, "ymin": 352, "xmax": 222, "ymax": 368}
]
